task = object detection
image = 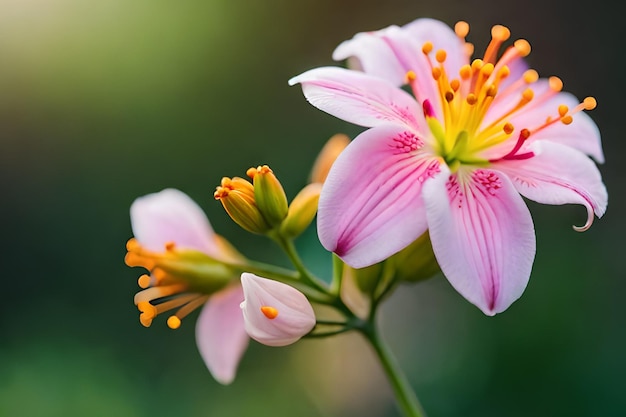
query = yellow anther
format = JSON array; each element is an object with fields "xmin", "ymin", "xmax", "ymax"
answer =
[
  {"xmin": 522, "ymin": 88, "xmax": 534, "ymax": 102},
  {"xmin": 450, "ymin": 79, "xmax": 460, "ymax": 91},
  {"xmin": 435, "ymin": 49, "xmax": 447, "ymax": 63},
  {"xmin": 455, "ymin": 21, "xmax": 470, "ymax": 38},
  {"xmin": 549, "ymin": 76, "xmax": 563, "ymax": 92},
  {"xmin": 137, "ymin": 301, "xmax": 157, "ymax": 318},
  {"xmin": 138, "ymin": 274, "xmax": 151, "ymax": 289},
  {"xmin": 471, "ymin": 59, "xmax": 484, "ymax": 71},
  {"xmin": 422, "ymin": 42, "xmax": 433, "ymax": 54},
  {"xmin": 432, "ymin": 67, "xmax": 442, "ymax": 80},
  {"xmin": 405, "ymin": 70, "xmax": 417, "ymax": 83},
  {"xmin": 459, "ymin": 64, "xmax": 472, "ymax": 80},
  {"xmin": 466, "ymin": 94, "xmax": 478, "ymax": 105},
  {"xmin": 561, "ymin": 115, "xmax": 573, "ymax": 125},
  {"xmin": 139, "ymin": 314, "xmax": 153, "ymax": 327},
  {"xmin": 445, "ymin": 91, "xmax": 454, "ymax": 102},
  {"xmin": 261, "ymin": 306, "xmax": 279, "ymax": 319},
  {"xmin": 513, "ymin": 39, "xmax": 531, "ymax": 57},
  {"xmin": 497, "ymin": 65, "xmax": 511, "ymax": 79},
  {"xmin": 246, "ymin": 167, "xmax": 258, "ymax": 179},
  {"xmin": 167, "ymin": 316, "xmax": 181, "ymax": 329},
  {"xmin": 486, "ymin": 84, "xmax": 498, "ymax": 97},
  {"xmin": 523, "ymin": 69, "xmax": 539, "ymax": 84},
  {"xmin": 481, "ymin": 63, "xmax": 495, "ymax": 77},
  {"xmin": 558, "ymin": 105, "xmax": 569, "ymax": 117},
  {"xmin": 491, "ymin": 25, "xmax": 511, "ymax": 41},
  {"xmin": 503, "ymin": 123, "xmax": 514, "ymax": 135},
  {"xmin": 583, "ymin": 97, "xmax": 597, "ymax": 110}
]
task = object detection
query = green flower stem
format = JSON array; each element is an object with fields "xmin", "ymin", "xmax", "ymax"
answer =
[
  {"xmin": 329, "ymin": 253, "xmax": 344, "ymax": 296},
  {"xmin": 361, "ymin": 322, "xmax": 427, "ymax": 417},
  {"xmin": 224, "ymin": 258, "xmax": 334, "ymax": 304},
  {"xmin": 271, "ymin": 233, "xmax": 329, "ymax": 293}
]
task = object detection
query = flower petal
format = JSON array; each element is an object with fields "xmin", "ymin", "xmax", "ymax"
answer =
[
  {"xmin": 333, "ymin": 18, "xmax": 466, "ymax": 91},
  {"xmin": 423, "ymin": 166, "xmax": 536, "ymax": 315},
  {"xmin": 317, "ymin": 124, "xmax": 440, "ymax": 268},
  {"xmin": 494, "ymin": 141, "xmax": 607, "ymax": 231},
  {"xmin": 331, "ymin": 18, "xmax": 466, "ymax": 116},
  {"xmin": 288, "ymin": 67, "xmax": 422, "ymax": 130},
  {"xmin": 240, "ymin": 273, "xmax": 315, "ymax": 347},
  {"xmin": 195, "ymin": 284, "xmax": 249, "ymax": 385},
  {"xmin": 130, "ymin": 188, "xmax": 218, "ymax": 254}
]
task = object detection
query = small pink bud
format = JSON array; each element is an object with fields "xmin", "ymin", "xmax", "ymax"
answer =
[{"xmin": 240, "ymin": 273, "xmax": 316, "ymax": 347}]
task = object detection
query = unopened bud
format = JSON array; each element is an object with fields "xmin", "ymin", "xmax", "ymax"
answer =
[
  {"xmin": 248, "ymin": 165, "xmax": 289, "ymax": 227},
  {"xmin": 309, "ymin": 133, "xmax": 350, "ymax": 184},
  {"xmin": 214, "ymin": 176, "xmax": 271, "ymax": 234},
  {"xmin": 280, "ymin": 183, "xmax": 322, "ymax": 238},
  {"xmin": 240, "ymin": 273, "xmax": 316, "ymax": 346}
]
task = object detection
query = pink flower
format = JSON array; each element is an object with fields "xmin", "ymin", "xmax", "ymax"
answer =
[
  {"xmin": 127, "ymin": 189, "xmax": 249, "ymax": 384},
  {"xmin": 240, "ymin": 273, "xmax": 316, "ymax": 346},
  {"xmin": 289, "ymin": 19, "xmax": 607, "ymax": 315}
]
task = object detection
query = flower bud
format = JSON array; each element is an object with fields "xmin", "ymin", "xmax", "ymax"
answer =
[
  {"xmin": 280, "ymin": 183, "xmax": 322, "ymax": 238},
  {"xmin": 248, "ymin": 165, "xmax": 289, "ymax": 227},
  {"xmin": 214, "ymin": 176, "xmax": 272, "ymax": 234},
  {"xmin": 240, "ymin": 273, "xmax": 316, "ymax": 347},
  {"xmin": 389, "ymin": 231, "xmax": 440, "ymax": 283},
  {"xmin": 309, "ymin": 133, "xmax": 350, "ymax": 184}
]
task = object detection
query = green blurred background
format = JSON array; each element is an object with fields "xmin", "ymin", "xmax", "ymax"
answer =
[{"xmin": 1, "ymin": 0, "xmax": 623, "ymax": 416}]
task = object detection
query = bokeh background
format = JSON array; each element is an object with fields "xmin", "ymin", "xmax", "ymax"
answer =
[{"xmin": 1, "ymin": 0, "xmax": 623, "ymax": 416}]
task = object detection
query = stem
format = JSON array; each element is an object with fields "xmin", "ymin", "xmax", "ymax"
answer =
[
  {"xmin": 361, "ymin": 323, "xmax": 427, "ymax": 417},
  {"xmin": 224, "ymin": 258, "xmax": 334, "ymax": 304},
  {"xmin": 272, "ymin": 233, "xmax": 329, "ymax": 293}
]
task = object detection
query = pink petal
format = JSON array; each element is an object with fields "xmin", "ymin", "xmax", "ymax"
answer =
[
  {"xmin": 401, "ymin": 18, "xmax": 466, "ymax": 80},
  {"xmin": 130, "ymin": 188, "xmax": 218, "ymax": 255},
  {"xmin": 332, "ymin": 18, "xmax": 466, "ymax": 113},
  {"xmin": 423, "ymin": 166, "xmax": 536, "ymax": 315},
  {"xmin": 332, "ymin": 24, "xmax": 410, "ymax": 86},
  {"xmin": 317, "ymin": 124, "xmax": 440, "ymax": 268},
  {"xmin": 195, "ymin": 284, "xmax": 249, "ymax": 385},
  {"xmin": 288, "ymin": 67, "xmax": 422, "ymax": 130},
  {"xmin": 493, "ymin": 141, "xmax": 607, "ymax": 231},
  {"xmin": 240, "ymin": 273, "xmax": 316, "ymax": 347}
]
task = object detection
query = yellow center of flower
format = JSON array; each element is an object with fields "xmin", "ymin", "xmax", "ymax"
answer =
[
  {"xmin": 408, "ymin": 21, "xmax": 596, "ymax": 171},
  {"xmin": 125, "ymin": 238, "xmax": 231, "ymax": 329},
  {"xmin": 260, "ymin": 305, "xmax": 279, "ymax": 319}
]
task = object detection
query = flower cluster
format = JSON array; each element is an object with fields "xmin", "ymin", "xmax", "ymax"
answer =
[{"xmin": 124, "ymin": 17, "xmax": 606, "ymax": 416}]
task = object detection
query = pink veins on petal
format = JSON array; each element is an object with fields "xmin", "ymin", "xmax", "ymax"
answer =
[{"xmin": 290, "ymin": 18, "xmax": 607, "ymax": 314}]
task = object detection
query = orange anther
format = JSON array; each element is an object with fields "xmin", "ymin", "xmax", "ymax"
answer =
[
  {"xmin": 558, "ymin": 105, "xmax": 569, "ymax": 117},
  {"xmin": 432, "ymin": 67, "xmax": 442, "ymax": 80},
  {"xmin": 523, "ymin": 69, "xmax": 539, "ymax": 84},
  {"xmin": 514, "ymin": 39, "xmax": 531, "ymax": 57},
  {"xmin": 138, "ymin": 274, "xmax": 152, "ymax": 289},
  {"xmin": 455, "ymin": 21, "xmax": 470, "ymax": 38},
  {"xmin": 549, "ymin": 76, "xmax": 563, "ymax": 92},
  {"xmin": 503, "ymin": 123, "xmax": 514, "ymax": 135},
  {"xmin": 583, "ymin": 97, "xmax": 597, "ymax": 110},
  {"xmin": 261, "ymin": 306, "xmax": 279, "ymax": 319},
  {"xmin": 167, "ymin": 316, "xmax": 182, "ymax": 329},
  {"xmin": 422, "ymin": 42, "xmax": 433, "ymax": 54},
  {"xmin": 450, "ymin": 79, "xmax": 460, "ymax": 91},
  {"xmin": 491, "ymin": 25, "xmax": 511, "ymax": 41},
  {"xmin": 561, "ymin": 115, "xmax": 573, "ymax": 125},
  {"xmin": 435, "ymin": 49, "xmax": 447, "ymax": 63}
]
